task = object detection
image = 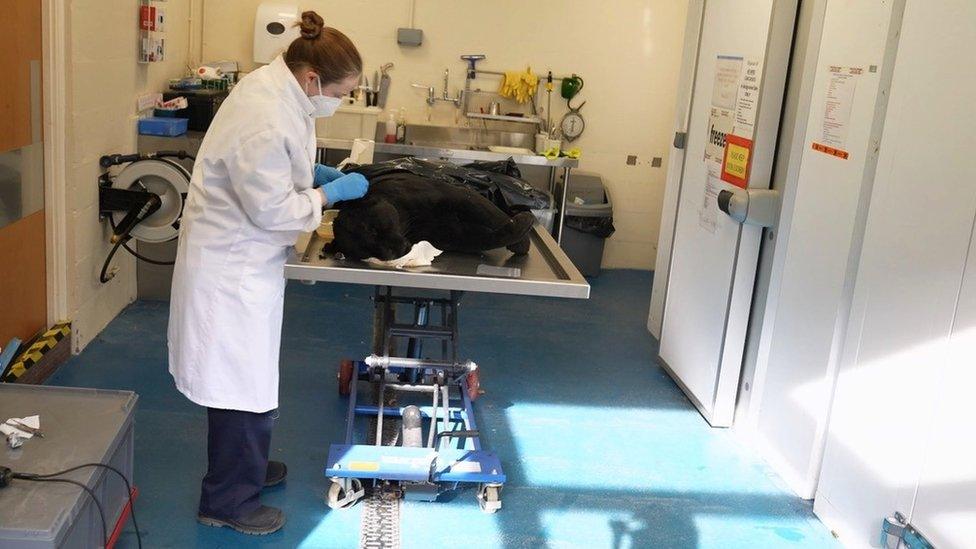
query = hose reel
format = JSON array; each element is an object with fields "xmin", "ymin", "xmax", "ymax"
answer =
[{"xmin": 97, "ymin": 151, "xmax": 192, "ymax": 283}]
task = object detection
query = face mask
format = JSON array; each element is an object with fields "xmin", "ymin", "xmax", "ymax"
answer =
[{"xmin": 307, "ymin": 75, "xmax": 342, "ymax": 118}]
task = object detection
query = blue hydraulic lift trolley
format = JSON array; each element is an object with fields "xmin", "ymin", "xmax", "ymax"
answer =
[{"xmin": 284, "ymin": 224, "xmax": 590, "ymax": 513}]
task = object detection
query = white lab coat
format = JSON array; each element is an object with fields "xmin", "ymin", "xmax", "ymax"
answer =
[{"xmin": 168, "ymin": 55, "xmax": 323, "ymax": 413}]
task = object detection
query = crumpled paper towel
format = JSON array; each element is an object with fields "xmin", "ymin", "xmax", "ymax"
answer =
[
  {"xmin": 366, "ymin": 241, "xmax": 442, "ymax": 269},
  {"xmin": 2, "ymin": 415, "xmax": 40, "ymax": 448}
]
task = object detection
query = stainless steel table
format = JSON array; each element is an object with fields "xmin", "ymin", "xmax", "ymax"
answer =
[{"xmin": 287, "ymin": 224, "xmax": 590, "ymax": 299}]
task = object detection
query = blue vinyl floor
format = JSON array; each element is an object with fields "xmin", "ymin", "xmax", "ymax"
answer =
[{"xmin": 48, "ymin": 270, "xmax": 838, "ymax": 548}]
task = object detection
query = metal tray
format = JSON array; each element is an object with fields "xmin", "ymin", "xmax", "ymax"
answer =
[{"xmin": 286, "ymin": 224, "xmax": 590, "ymax": 299}]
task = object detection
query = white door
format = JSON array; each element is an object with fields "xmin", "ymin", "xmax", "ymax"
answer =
[
  {"xmin": 653, "ymin": 0, "xmax": 797, "ymax": 427},
  {"xmin": 814, "ymin": 2, "xmax": 976, "ymax": 546}
]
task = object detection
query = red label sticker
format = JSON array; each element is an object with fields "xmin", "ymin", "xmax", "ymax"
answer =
[{"xmin": 721, "ymin": 134, "xmax": 753, "ymax": 189}]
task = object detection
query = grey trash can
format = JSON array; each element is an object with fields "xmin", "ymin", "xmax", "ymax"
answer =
[{"xmin": 561, "ymin": 173, "xmax": 614, "ymax": 277}]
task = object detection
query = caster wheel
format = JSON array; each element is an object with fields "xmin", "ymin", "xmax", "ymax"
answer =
[
  {"xmin": 477, "ymin": 483, "xmax": 502, "ymax": 514},
  {"xmin": 326, "ymin": 478, "xmax": 363, "ymax": 509},
  {"xmin": 466, "ymin": 369, "xmax": 482, "ymax": 401},
  {"xmin": 338, "ymin": 360, "xmax": 354, "ymax": 396}
]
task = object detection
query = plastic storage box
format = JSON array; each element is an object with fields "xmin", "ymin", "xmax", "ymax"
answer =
[
  {"xmin": 138, "ymin": 116, "xmax": 188, "ymax": 137},
  {"xmin": 561, "ymin": 172, "xmax": 614, "ymax": 277},
  {"xmin": 0, "ymin": 385, "xmax": 138, "ymax": 548},
  {"xmin": 315, "ymin": 104, "xmax": 382, "ymax": 140},
  {"xmin": 162, "ymin": 89, "xmax": 228, "ymax": 132}
]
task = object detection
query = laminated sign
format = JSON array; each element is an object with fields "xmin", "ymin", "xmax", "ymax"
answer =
[{"xmin": 721, "ymin": 134, "xmax": 752, "ymax": 189}]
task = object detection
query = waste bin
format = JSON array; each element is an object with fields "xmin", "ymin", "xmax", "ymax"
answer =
[{"xmin": 561, "ymin": 173, "xmax": 614, "ymax": 277}]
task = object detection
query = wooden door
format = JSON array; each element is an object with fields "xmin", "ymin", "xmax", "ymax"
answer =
[{"xmin": 0, "ymin": 0, "xmax": 46, "ymax": 344}]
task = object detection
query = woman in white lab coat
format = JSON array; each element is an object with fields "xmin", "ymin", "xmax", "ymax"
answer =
[{"xmin": 167, "ymin": 11, "xmax": 366, "ymax": 535}]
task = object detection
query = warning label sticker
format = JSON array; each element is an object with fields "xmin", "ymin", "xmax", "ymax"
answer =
[
  {"xmin": 721, "ymin": 134, "xmax": 753, "ymax": 189},
  {"xmin": 811, "ymin": 141, "xmax": 850, "ymax": 159}
]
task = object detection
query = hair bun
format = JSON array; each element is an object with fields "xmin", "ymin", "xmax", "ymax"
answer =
[{"xmin": 298, "ymin": 10, "xmax": 324, "ymax": 40}]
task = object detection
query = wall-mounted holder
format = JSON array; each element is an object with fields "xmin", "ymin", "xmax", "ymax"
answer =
[{"xmin": 139, "ymin": 0, "xmax": 166, "ymax": 63}]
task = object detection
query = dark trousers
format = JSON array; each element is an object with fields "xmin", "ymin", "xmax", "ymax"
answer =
[{"xmin": 199, "ymin": 407, "xmax": 276, "ymax": 519}]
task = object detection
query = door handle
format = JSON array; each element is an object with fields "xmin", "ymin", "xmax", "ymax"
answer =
[{"xmin": 717, "ymin": 188, "xmax": 779, "ymax": 228}]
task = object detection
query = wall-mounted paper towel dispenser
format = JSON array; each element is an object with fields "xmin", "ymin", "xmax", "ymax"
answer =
[{"xmin": 254, "ymin": 2, "xmax": 300, "ymax": 64}]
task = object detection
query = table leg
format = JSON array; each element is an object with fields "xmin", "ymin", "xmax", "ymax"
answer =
[{"xmin": 557, "ymin": 167, "xmax": 571, "ymax": 244}]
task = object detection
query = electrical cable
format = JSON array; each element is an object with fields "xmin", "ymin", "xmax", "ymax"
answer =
[
  {"xmin": 24, "ymin": 463, "xmax": 142, "ymax": 549},
  {"xmin": 11, "ymin": 462, "xmax": 143, "ymax": 549},
  {"xmin": 12, "ymin": 475, "xmax": 107, "ymax": 548}
]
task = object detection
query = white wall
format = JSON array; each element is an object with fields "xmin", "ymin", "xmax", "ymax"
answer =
[
  {"xmin": 814, "ymin": 1, "xmax": 976, "ymax": 545},
  {"xmin": 741, "ymin": 0, "xmax": 900, "ymax": 499},
  {"xmin": 200, "ymin": 0, "xmax": 688, "ymax": 269},
  {"xmin": 65, "ymin": 0, "xmax": 193, "ymax": 351}
]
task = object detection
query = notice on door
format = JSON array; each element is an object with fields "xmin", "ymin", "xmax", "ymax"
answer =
[
  {"xmin": 700, "ymin": 55, "xmax": 764, "ymax": 232},
  {"xmin": 705, "ymin": 107, "xmax": 735, "ymax": 176},
  {"xmin": 704, "ymin": 56, "xmax": 763, "ymax": 176},
  {"xmin": 704, "ymin": 56, "xmax": 743, "ymax": 174},
  {"xmin": 712, "ymin": 56, "xmax": 744, "ymax": 109},
  {"xmin": 812, "ymin": 66, "xmax": 861, "ymax": 159},
  {"xmin": 698, "ymin": 175, "xmax": 722, "ymax": 234},
  {"xmin": 734, "ymin": 58, "xmax": 762, "ymax": 138}
]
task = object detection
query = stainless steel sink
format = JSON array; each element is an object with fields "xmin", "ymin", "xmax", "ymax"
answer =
[{"xmin": 403, "ymin": 124, "xmax": 535, "ymax": 151}]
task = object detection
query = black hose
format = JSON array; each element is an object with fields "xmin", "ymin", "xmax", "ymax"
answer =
[
  {"xmin": 154, "ymin": 150, "xmax": 195, "ymax": 161},
  {"xmin": 108, "ymin": 216, "xmax": 176, "ymax": 265},
  {"xmin": 99, "ymin": 150, "xmax": 195, "ymax": 167},
  {"xmin": 99, "ymin": 236, "xmax": 128, "ymax": 284}
]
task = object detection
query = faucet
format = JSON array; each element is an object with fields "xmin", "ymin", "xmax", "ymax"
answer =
[
  {"xmin": 412, "ymin": 68, "xmax": 463, "ymax": 108},
  {"xmin": 411, "ymin": 83, "xmax": 436, "ymax": 106}
]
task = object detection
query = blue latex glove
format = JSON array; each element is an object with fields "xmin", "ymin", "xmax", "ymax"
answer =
[
  {"xmin": 313, "ymin": 163, "xmax": 345, "ymax": 188},
  {"xmin": 323, "ymin": 172, "xmax": 369, "ymax": 205}
]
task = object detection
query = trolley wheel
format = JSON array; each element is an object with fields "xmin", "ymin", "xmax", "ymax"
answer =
[
  {"xmin": 477, "ymin": 483, "xmax": 502, "ymax": 514},
  {"xmin": 326, "ymin": 478, "xmax": 364, "ymax": 510},
  {"xmin": 338, "ymin": 360, "xmax": 354, "ymax": 396},
  {"xmin": 466, "ymin": 369, "xmax": 482, "ymax": 401}
]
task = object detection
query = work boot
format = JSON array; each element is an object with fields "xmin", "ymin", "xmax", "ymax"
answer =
[
  {"xmin": 198, "ymin": 505, "xmax": 286, "ymax": 535},
  {"xmin": 265, "ymin": 460, "xmax": 287, "ymax": 487}
]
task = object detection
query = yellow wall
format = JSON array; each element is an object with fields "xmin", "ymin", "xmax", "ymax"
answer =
[
  {"xmin": 65, "ymin": 0, "xmax": 193, "ymax": 350},
  {"xmin": 201, "ymin": 0, "xmax": 688, "ymax": 269}
]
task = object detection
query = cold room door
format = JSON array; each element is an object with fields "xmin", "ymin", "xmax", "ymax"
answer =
[{"xmin": 654, "ymin": 0, "xmax": 797, "ymax": 426}]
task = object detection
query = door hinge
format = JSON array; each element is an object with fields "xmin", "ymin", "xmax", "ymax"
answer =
[
  {"xmin": 881, "ymin": 512, "xmax": 934, "ymax": 549},
  {"xmin": 673, "ymin": 131, "xmax": 687, "ymax": 149}
]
